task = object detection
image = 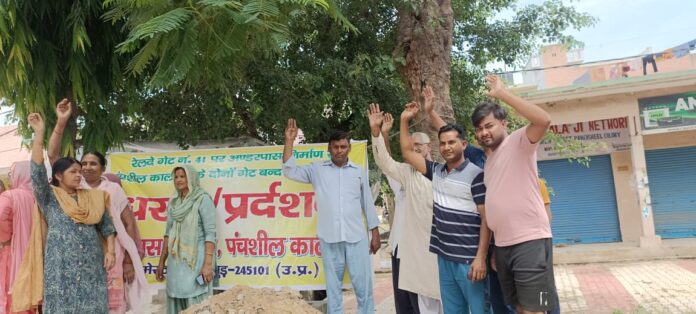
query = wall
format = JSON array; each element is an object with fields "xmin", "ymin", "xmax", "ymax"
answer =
[
  {"xmin": 610, "ymin": 151, "xmax": 642, "ymax": 242},
  {"xmin": 540, "ymin": 96, "xmax": 635, "ymax": 125},
  {"xmin": 533, "ymin": 82, "xmax": 696, "ymax": 244},
  {"xmin": 526, "ymin": 45, "xmax": 696, "ymax": 89},
  {"xmin": 643, "ymin": 129, "xmax": 696, "ymax": 150},
  {"xmin": 542, "ymin": 45, "xmax": 585, "ymax": 87}
]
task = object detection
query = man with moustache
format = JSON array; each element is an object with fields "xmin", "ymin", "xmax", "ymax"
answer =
[
  {"xmin": 399, "ymin": 98, "xmax": 490, "ymax": 313},
  {"xmin": 282, "ymin": 119, "xmax": 381, "ymax": 314}
]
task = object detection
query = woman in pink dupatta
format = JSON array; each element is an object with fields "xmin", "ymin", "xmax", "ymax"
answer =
[
  {"xmin": 0, "ymin": 161, "xmax": 36, "ymax": 314},
  {"xmin": 77, "ymin": 151, "xmax": 151, "ymax": 313}
]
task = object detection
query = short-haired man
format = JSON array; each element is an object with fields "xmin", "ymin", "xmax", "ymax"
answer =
[
  {"xmin": 282, "ymin": 119, "xmax": 381, "ymax": 314},
  {"xmin": 399, "ymin": 97, "xmax": 490, "ymax": 313},
  {"xmin": 472, "ymin": 75, "xmax": 556, "ymax": 314}
]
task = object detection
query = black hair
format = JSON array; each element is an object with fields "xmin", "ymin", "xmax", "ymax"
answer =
[
  {"xmin": 472, "ymin": 101, "xmax": 507, "ymax": 127},
  {"xmin": 82, "ymin": 151, "xmax": 107, "ymax": 168},
  {"xmin": 438, "ymin": 124, "xmax": 466, "ymax": 141},
  {"xmin": 328, "ymin": 130, "xmax": 350, "ymax": 144},
  {"xmin": 51, "ymin": 157, "xmax": 81, "ymax": 187},
  {"xmin": 173, "ymin": 166, "xmax": 185, "ymax": 174}
]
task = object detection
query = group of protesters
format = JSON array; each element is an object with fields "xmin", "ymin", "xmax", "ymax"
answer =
[
  {"xmin": 0, "ymin": 101, "xmax": 217, "ymax": 314},
  {"xmin": 282, "ymin": 74, "xmax": 559, "ymax": 314},
  {"xmin": 0, "ymin": 73, "xmax": 557, "ymax": 314}
]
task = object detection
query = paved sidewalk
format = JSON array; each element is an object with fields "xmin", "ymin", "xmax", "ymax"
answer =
[
  {"xmin": 145, "ymin": 258, "xmax": 696, "ymax": 313},
  {"xmin": 340, "ymin": 259, "xmax": 696, "ymax": 314},
  {"xmin": 556, "ymin": 259, "xmax": 696, "ymax": 313}
]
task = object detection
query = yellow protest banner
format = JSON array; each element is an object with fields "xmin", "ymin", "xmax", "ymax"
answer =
[{"xmin": 109, "ymin": 142, "xmax": 368, "ymax": 289}]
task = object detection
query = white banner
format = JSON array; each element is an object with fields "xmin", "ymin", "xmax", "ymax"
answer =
[{"xmin": 538, "ymin": 117, "xmax": 631, "ymax": 161}]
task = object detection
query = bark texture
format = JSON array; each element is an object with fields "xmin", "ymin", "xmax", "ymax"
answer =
[{"xmin": 394, "ymin": 0, "xmax": 456, "ymax": 161}]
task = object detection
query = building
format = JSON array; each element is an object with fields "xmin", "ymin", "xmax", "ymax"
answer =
[
  {"xmin": 0, "ymin": 125, "xmax": 31, "ymax": 172},
  {"xmin": 517, "ymin": 69, "xmax": 696, "ymax": 247},
  {"xmin": 522, "ymin": 40, "xmax": 696, "ymax": 89}
]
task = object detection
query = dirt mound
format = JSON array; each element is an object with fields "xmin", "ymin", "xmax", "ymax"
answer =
[{"xmin": 181, "ymin": 286, "xmax": 321, "ymax": 314}]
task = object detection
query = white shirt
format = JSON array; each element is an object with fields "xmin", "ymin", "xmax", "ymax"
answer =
[
  {"xmin": 371, "ymin": 133, "xmax": 440, "ymax": 300},
  {"xmin": 386, "ymin": 175, "xmax": 406, "ymax": 258}
]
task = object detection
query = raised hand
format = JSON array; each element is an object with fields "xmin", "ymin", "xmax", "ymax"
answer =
[
  {"xmin": 381, "ymin": 113, "xmax": 394, "ymax": 134},
  {"xmin": 55, "ymin": 98, "xmax": 72, "ymax": 124},
  {"xmin": 368, "ymin": 103, "xmax": 384, "ymax": 134},
  {"xmin": 423, "ymin": 85, "xmax": 436, "ymax": 114},
  {"xmin": 27, "ymin": 113, "xmax": 45, "ymax": 132},
  {"xmin": 485, "ymin": 74, "xmax": 506, "ymax": 98},
  {"xmin": 284, "ymin": 118, "xmax": 299, "ymax": 143},
  {"xmin": 400, "ymin": 102, "xmax": 419, "ymax": 122}
]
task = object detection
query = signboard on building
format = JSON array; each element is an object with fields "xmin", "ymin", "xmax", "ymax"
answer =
[
  {"xmin": 638, "ymin": 92, "xmax": 696, "ymax": 134},
  {"xmin": 538, "ymin": 117, "xmax": 631, "ymax": 161}
]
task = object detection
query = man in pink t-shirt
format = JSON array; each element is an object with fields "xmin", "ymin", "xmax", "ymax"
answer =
[{"xmin": 472, "ymin": 75, "xmax": 555, "ymax": 314}]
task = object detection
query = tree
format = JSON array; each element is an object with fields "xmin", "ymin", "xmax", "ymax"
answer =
[
  {"xmin": 106, "ymin": 0, "xmax": 355, "ymax": 89},
  {"xmin": 0, "ymin": 0, "xmax": 352, "ymax": 153},
  {"xmin": 1, "ymin": 0, "xmax": 595, "ymax": 157},
  {"xmin": 116, "ymin": 0, "xmax": 594, "ymax": 160},
  {"xmin": 0, "ymin": 1, "xmax": 131, "ymax": 155},
  {"xmin": 117, "ymin": 87, "xmax": 248, "ymax": 148},
  {"xmin": 114, "ymin": 1, "xmax": 408, "ymax": 147},
  {"xmin": 394, "ymin": 0, "xmax": 595, "ymax": 159},
  {"xmin": 105, "ymin": 0, "xmax": 356, "ymax": 142}
]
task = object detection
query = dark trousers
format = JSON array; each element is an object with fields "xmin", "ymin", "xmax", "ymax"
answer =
[
  {"xmin": 642, "ymin": 54, "xmax": 658, "ymax": 75},
  {"xmin": 392, "ymin": 247, "xmax": 420, "ymax": 314},
  {"xmin": 488, "ymin": 246, "xmax": 561, "ymax": 314},
  {"xmin": 489, "ymin": 269, "xmax": 514, "ymax": 313}
]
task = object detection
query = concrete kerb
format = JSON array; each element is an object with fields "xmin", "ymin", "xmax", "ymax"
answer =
[
  {"xmin": 553, "ymin": 238, "xmax": 696, "ymax": 265},
  {"xmin": 374, "ymin": 238, "xmax": 696, "ymax": 270}
]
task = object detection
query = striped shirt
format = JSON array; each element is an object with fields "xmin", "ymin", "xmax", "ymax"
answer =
[{"xmin": 425, "ymin": 160, "xmax": 486, "ymax": 264}]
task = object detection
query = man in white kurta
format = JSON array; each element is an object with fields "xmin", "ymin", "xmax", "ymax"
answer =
[{"xmin": 368, "ymin": 104, "xmax": 442, "ymax": 313}]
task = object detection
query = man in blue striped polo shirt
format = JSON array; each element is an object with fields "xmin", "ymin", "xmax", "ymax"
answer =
[{"xmin": 399, "ymin": 101, "xmax": 491, "ymax": 313}]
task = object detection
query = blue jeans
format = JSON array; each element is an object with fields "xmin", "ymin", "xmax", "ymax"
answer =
[
  {"xmin": 438, "ymin": 256, "xmax": 489, "ymax": 314},
  {"xmin": 320, "ymin": 237, "xmax": 374, "ymax": 314}
]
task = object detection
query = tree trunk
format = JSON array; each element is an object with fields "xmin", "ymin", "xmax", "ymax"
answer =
[
  {"xmin": 394, "ymin": 0, "xmax": 455, "ymax": 161},
  {"xmin": 233, "ymin": 96, "xmax": 262, "ymax": 140}
]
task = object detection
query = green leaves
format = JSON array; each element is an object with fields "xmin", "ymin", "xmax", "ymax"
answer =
[
  {"xmin": 117, "ymin": 8, "xmax": 193, "ymax": 51},
  {"xmin": 452, "ymin": 0, "xmax": 596, "ymax": 67},
  {"xmin": 0, "ymin": 0, "xmax": 595, "ymax": 158},
  {"xmin": 106, "ymin": 0, "xmax": 357, "ymax": 90},
  {"xmin": 0, "ymin": 1, "xmax": 130, "ymax": 156},
  {"xmin": 243, "ymin": 0, "xmax": 281, "ymax": 18}
]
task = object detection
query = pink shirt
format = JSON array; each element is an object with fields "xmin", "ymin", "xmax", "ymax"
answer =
[{"xmin": 484, "ymin": 127, "xmax": 552, "ymax": 247}]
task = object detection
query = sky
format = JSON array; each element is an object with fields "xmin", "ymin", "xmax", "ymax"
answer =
[{"xmin": 515, "ymin": 0, "xmax": 696, "ymax": 62}]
